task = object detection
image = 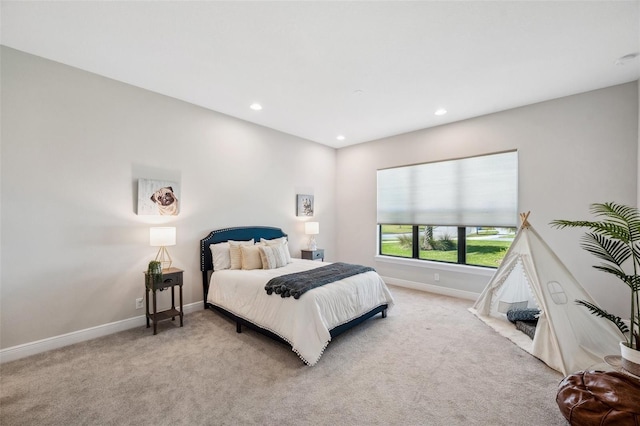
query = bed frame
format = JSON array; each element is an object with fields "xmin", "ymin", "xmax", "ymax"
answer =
[{"xmin": 200, "ymin": 226, "xmax": 388, "ymax": 347}]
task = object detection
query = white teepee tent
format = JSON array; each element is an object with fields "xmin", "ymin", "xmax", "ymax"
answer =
[{"xmin": 469, "ymin": 212, "xmax": 624, "ymax": 375}]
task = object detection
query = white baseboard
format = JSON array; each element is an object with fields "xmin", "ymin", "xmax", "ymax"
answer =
[
  {"xmin": 0, "ymin": 301, "xmax": 204, "ymax": 364},
  {"xmin": 381, "ymin": 276, "xmax": 480, "ymax": 301}
]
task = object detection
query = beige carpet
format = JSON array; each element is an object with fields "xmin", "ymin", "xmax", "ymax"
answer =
[{"xmin": 0, "ymin": 286, "xmax": 567, "ymax": 425}]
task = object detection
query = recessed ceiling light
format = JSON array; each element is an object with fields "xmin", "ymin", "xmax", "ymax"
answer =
[
  {"xmin": 337, "ymin": 135, "xmax": 345, "ymax": 141},
  {"xmin": 434, "ymin": 108, "xmax": 447, "ymax": 116},
  {"xmin": 250, "ymin": 103, "xmax": 262, "ymax": 111},
  {"xmin": 615, "ymin": 52, "xmax": 639, "ymax": 65}
]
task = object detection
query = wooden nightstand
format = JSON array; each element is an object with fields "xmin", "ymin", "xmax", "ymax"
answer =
[
  {"xmin": 301, "ymin": 249, "xmax": 324, "ymax": 261},
  {"xmin": 144, "ymin": 267, "xmax": 183, "ymax": 335}
]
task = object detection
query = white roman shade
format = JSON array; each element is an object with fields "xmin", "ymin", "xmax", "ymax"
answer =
[{"xmin": 377, "ymin": 151, "xmax": 518, "ymax": 227}]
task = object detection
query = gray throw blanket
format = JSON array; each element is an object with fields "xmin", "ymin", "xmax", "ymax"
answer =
[{"xmin": 265, "ymin": 262, "xmax": 375, "ymax": 299}]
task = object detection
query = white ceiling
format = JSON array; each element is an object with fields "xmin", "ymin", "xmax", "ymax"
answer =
[{"xmin": 1, "ymin": 1, "xmax": 639, "ymax": 148}]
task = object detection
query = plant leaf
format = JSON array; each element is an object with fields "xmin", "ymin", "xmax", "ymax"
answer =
[
  {"xmin": 591, "ymin": 265, "xmax": 633, "ymax": 287},
  {"xmin": 551, "ymin": 202, "xmax": 640, "ymax": 243},
  {"xmin": 591, "ymin": 202, "xmax": 640, "ymax": 241},
  {"xmin": 575, "ymin": 299, "xmax": 629, "ymax": 334},
  {"xmin": 580, "ymin": 233, "xmax": 631, "ymax": 267}
]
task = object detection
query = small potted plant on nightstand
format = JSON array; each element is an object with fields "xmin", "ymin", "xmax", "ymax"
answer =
[
  {"xmin": 147, "ymin": 260, "xmax": 162, "ymax": 288},
  {"xmin": 551, "ymin": 202, "xmax": 640, "ymax": 376}
]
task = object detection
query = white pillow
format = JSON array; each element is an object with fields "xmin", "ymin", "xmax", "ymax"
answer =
[
  {"xmin": 210, "ymin": 242, "xmax": 231, "ymax": 270},
  {"xmin": 241, "ymin": 245, "xmax": 263, "ymax": 270},
  {"xmin": 258, "ymin": 245, "xmax": 278, "ymax": 269},
  {"xmin": 272, "ymin": 243, "xmax": 288, "ymax": 267},
  {"xmin": 260, "ymin": 236, "xmax": 287, "ymax": 245},
  {"xmin": 229, "ymin": 239, "xmax": 255, "ymax": 269},
  {"xmin": 260, "ymin": 237, "xmax": 292, "ymax": 264}
]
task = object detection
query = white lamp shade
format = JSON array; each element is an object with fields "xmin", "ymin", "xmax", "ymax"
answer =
[
  {"xmin": 305, "ymin": 222, "xmax": 319, "ymax": 235},
  {"xmin": 150, "ymin": 227, "xmax": 176, "ymax": 247}
]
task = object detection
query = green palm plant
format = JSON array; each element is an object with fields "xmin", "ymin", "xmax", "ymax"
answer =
[{"xmin": 551, "ymin": 202, "xmax": 640, "ymax": 351}]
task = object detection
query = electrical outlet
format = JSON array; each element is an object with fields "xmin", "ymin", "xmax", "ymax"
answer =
[
  {"xmin": 434, "ymin": 273, "xmax": 440, "ymax": 282},
  {"xmin": 135, "ymin": 298, "xmax": 144, "ymax": 309}
]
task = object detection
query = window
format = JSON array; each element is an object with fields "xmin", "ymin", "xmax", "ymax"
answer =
[
  {"xmin": 377, "ymin": 151, "xmax": 518, "ymax": 268},
  {"xmin": 379, "ymin": 225, "xmax": 516, "ymax": 268}
]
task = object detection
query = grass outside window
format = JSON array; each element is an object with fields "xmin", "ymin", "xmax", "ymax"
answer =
[{"xmin": 380, "ymin": 225, "xmax": 515, "ymax": 268}]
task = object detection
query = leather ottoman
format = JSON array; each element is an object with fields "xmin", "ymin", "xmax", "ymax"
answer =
[{"xmin": 556, "ymin": 370, "xmax": 640, "ymax": 425}]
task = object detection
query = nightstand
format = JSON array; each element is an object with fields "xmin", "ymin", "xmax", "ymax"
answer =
[
  {"xmin": 301, "ymin": 249, "xmax": 324, "ymax": 261},
  {"xmin": 144, "ymin": 267, "xmax": 183, "ymax": 335}
]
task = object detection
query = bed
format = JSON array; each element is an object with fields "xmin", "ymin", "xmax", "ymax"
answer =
[{"xmin": 200, "ymin": 226, "xmax": 394, "ymax": 365}]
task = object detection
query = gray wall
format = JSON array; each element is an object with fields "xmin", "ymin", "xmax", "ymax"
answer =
[
  {"xmin": 2, "ymin": 45, "xmax": 638, "ymax": 352},
  {"xmin": 0, "ymin": 47, "xmax": 336, "ymax": 349},
  {"xmin": 336, "ymin": 82, "xmax": 638, "ymax": 316}
]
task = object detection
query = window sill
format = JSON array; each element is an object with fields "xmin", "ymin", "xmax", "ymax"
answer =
[{"xmin": 374, "ymin": 255, "xmax": 495, "ymax": 277}]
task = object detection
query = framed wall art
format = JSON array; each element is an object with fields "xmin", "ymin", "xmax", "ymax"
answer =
[
  {"xmin": 137, "ymin": 178, "xmax": 180, "ymax": 216},
  {"xmin": 296, "ymin": 194, "xmax": 314, "ymax": 217}
]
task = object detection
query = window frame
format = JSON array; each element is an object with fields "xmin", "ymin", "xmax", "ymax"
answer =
[{"xmin": 378, "ymin": 224, "xmax": 515, "ymax": 269}]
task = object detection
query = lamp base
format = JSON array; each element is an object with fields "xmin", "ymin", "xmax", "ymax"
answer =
[
  {"xmin": 308, "ymin": 236, "xmax": 317, "ymax": 251},
  {"xmin": 155, "ymin": 246, "xmax": 173, "ymax": 270}
]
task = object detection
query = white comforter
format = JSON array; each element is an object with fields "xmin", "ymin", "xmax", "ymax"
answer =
[{"xmin": 207, "ymin": 259, "xmax": 394, "ymax": 365}]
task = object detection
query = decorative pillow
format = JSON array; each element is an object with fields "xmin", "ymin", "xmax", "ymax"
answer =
[
  {"xmin": 229, "ymin": 239, "xmax": 255, "ymax": 270},
  {"xmin": 261, "ymin": 236, "xmax": 287, "ymax": 245},
  {"xmin": 260, "ymin": 237, "xmax": 292, "ymax": 264},
  {"xmin": 258, "ymin": 245, "xmax": 278, "ymax": 270},
  {"xmin": 210, "ymin": 242, "xmax": 231, "ymax": 271},
  {"xmin": 515, "ymin": 320, "xmax": 537, "ymax": 340},
  {"xmin": 506, "ymin": 308, "xmax": 540, "ymax": 324},
  {"xmin": 281, "ymin": 242, "xmax": 292, "ymax": 264},
  {"xmin": 272, "ymin": 243, "xmax": 288, "ymax": 267},
  {"xmin": 240, "ymin": 245, "xmax": 263, "ymax": 270}
]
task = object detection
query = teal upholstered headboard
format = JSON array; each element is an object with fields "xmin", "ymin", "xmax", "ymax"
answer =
[{"xmin": 200, "ymin": 226, "xmax": 287, "ymax": 305}]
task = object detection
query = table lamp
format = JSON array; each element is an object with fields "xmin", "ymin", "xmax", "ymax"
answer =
[{"xmin": 305, "ymin": 222, "xmax": 319, "ymax": 251}]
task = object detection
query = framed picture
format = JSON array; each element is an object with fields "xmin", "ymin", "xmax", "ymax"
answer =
[
  {"xmin": 296, "ymin": 194, "xmax": 314, "ymax": 217},
  {"xmin": 137, "ymin": 179, "xmax": 180, "ymax": 216}
]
